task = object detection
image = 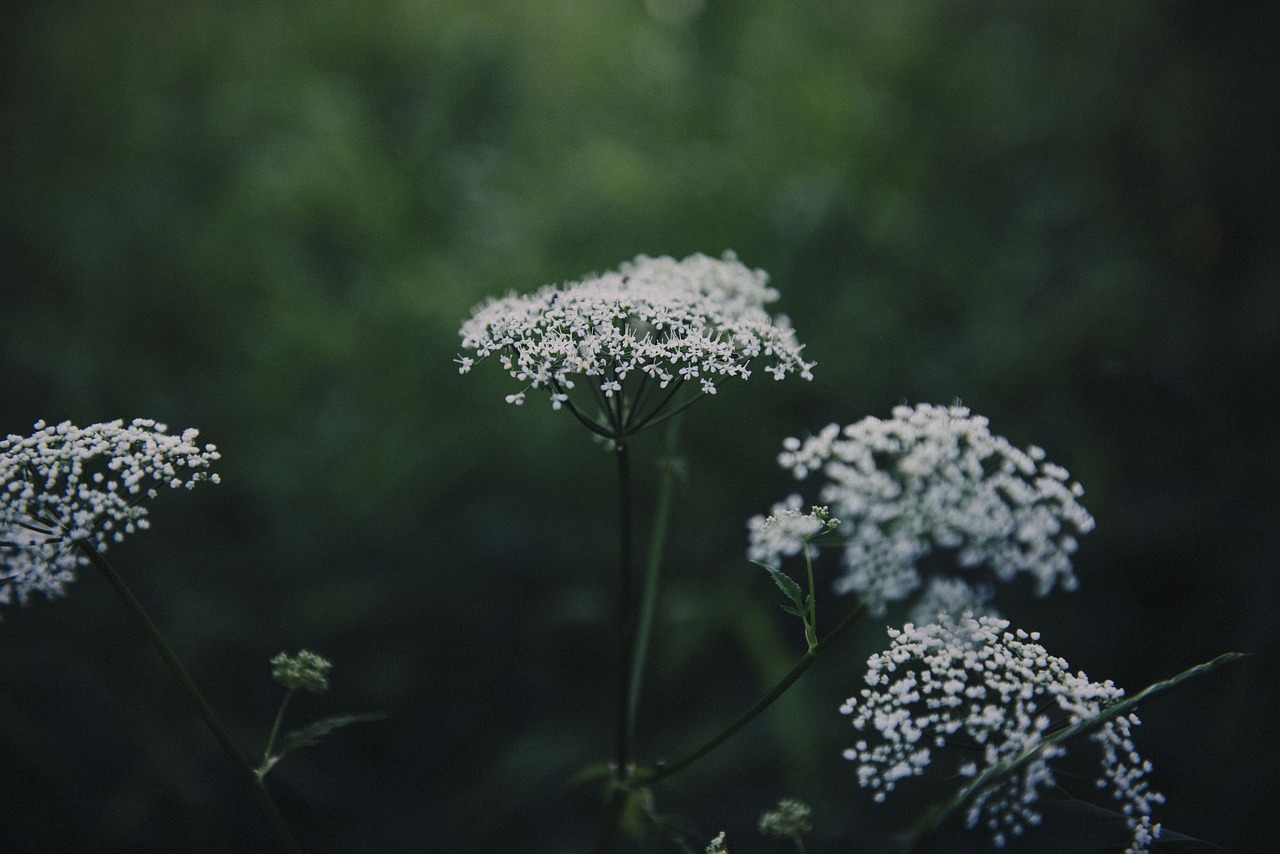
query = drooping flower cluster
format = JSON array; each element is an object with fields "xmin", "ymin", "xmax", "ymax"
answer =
[
  {"xmin": 748, "ymin": 403, "xmax": 1095, "ymax": 614},
  {"xmin": 1, "ymin": 419, "xmax": 220, "ymax": 606},
  {"xmin": 457, "ymin": 252, "xmax": 813, "ymax": 420},
  {"xmin": 842, "ymin": 614, "xmax": 1163, "ymax": 853}
]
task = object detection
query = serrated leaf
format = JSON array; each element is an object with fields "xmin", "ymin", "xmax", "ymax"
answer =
[
  {"xmin": 766, "ymin": 567, "xmax": 805, "ymax": 610},
  {"xmin": 278, "ymin": 713, "xmax": 386, "ymax": 758}
]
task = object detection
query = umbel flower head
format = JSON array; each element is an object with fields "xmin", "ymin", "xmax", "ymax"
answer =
[
  {"xmin": 748, "ymin": 403, "xmax": 1094, "ymax": 615},
  {"xmin": 842, "ymin": 614, "xmax": 1163, "ymax": 853},
  {"xmin": 757, "ymin": 797, "xmax": 813, "ymax": 841},
  {"xmin": 271, "ymin": 649, "xmax": 333, "ymax": 693},
  {"xmin": 746, "ymin": 496, "xmax": 840, "ymax": 565},
  {"xmin": 457, "ymin": 252, "xmax": 813, "ymax": 436},
  {"xmin": 1, "ymin": 419, "xmax": 220, "ymax": 607}
]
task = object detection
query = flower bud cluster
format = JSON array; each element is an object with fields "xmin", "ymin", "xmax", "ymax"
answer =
[
  {"xmin": 757, "ymin": 797, "xmax": 813, "ymax": 841},
  {"xmin": 457, "ymin": 252, "xmax": 814, "ymax": 408},
  {"xmin": 271, "ymin": 649, "xmax": 333, "ymax": 693},
  {"xmin": 750, "ymin": 403, "xmax": 1094, "ymax": 614},
  {"xmin": 842, "ymin": 614, "xmax": 1161, "ymax": 852},
  {"xmin": 1, "ymin": 419, "xmax": 220, "ymax": 606},
  {"xmin": 746, "ymin": 496, "xmax": 838, "ymax": 565}
]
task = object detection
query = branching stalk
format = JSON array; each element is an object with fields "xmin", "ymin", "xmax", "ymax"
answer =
[
  {"xmin": 614, "ymin": 438, "xmax": 636, "ymax": 778},
  {"xmin": 900, "ymin": 651, "xmax": 1248, "ymax": 853},
  {"xmin": 802, "ymin": 542, "xmax": 818, "ymax": 650},
  {"xmin": 257, "ymin": 688, "xmax": 297, "ymax": 779},
  {"xmin": 627, "ymin": 418, "xmax": 681, "ymax": 755},
  {"xmin": 639, "ymin": 600, "xmax": 867, "ymax": 787},
  {"xmin": 75, "ymin": 541, "xmax": 302, "ymax": 854}
]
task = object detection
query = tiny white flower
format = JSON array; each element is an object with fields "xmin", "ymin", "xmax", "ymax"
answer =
[
  {"xmin": 749, "ymin": 404, "xmax": 1094, "ymax": 614},
  {"xmin": 1, "ymin": 419, "xmax": 220, "ymax": 608},
  {"xmin": 747, "ymin": 496, "xmax": 838, "ymax": 566},
  {"xmin": 457, "ymin": 252, "xmax": 814, "ymax": 431},
  {"xmin": 843, "ymin": 613, "xmax": 1162, "ymax": 854}
]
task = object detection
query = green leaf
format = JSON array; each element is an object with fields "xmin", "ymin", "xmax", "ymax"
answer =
[
  {"xmin": 277, "ymin": 713, "xmax": 386, "ymax": 758},
  {"xmin": 619, "ymin": 788, "xmax": 653, "ymax": 843},
  {"xmin": 766, "ymin": 567, "xmax": 805, "ymax": 611},
  {"xmin": 566, "ymin": 762, "xmax": 615, "ymax": 788}
]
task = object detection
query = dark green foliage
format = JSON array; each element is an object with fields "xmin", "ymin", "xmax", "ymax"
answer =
[
  {"xmin": 1, "ymin": 1, "xmax": 1275, "ymax": 851},
  {"xmin": 278, "ymin": 714, "xmax": 387, "ymax": 759}
]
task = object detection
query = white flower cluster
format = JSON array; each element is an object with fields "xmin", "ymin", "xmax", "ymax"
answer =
[
  {"xmin": 907, "ymin": 576, "xmax": 996, "ymax": 626},
  {"xmin": 749, "ymin": 403, "xmax": 1094, "ymax": 614},
  {"xmin": 746, "ymin": 495, "xmax": 837, "ymax": 566},
  {"xmin": 457, "ymin": 251, "xmax": 814, "ymax": 410},
  {"xmin": 842, "ymin": 614, "xmax": 1162, "ymax": 853},
  {"xmin": 1, "ymin": 419, "xmax": 220, "ymax": 606}
]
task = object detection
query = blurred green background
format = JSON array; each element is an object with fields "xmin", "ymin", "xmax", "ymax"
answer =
[{"xmin": 2, "ymin": 1, "xmax": 1276, "ymax": 851}]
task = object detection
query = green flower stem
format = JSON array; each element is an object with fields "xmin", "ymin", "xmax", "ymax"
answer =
[
  {"xmin": 626, "ymin": 417, "xmax": 681, "ymax": 747},
  {"xmin": 592, "ymin": 780, "xmax": 630, "ymax": 854},
  {"xmin": 614, "ymin": 437, "xmax": 637, "ymax": 779},
  {"xmin": 258, "ymin": 688, "xmax": 297, "ymax": 778},
  {"xmin": 639, "ymin": 600, "xmax": 867, "ymax": 788},
  {"xmin": 594, "ymin": 436, "xmax": 638, "ymax": 854},
  {"xmin": 900, "ymin": 650, "xmax": 1248, "ymax": 854},
  {"xmin": 802, "ymin": 542, "xmax": 818, "ymax": 650},
  {"xmin": 75, "ymin": 541, "xmax": 302, "ymax": 854}
]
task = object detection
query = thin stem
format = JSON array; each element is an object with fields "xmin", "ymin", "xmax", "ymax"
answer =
[
  {"xmin": 622, "ymin": 373, "xmax": 653, "ymax": 434},
  {"xmin": 592, "ymin": 782, "xmax": 630, "ymax": 854},
  {"xmin": 640, "ymin": 600, "xmax": 867, "ymax": 787},
  {"xmin": 614, "ymin": 439, "xmax": 636, "ymax": 776},
  {"xmin": 626, "ymin": 417, "xmax": 681, "ymax": 751},
  {"xmin": 630, "ymin": 387, "xmax": 705, "ymax": 435},
  {"xmin": 553, "ymin": 380, "xmax": 614, "ymax": 439},
  {"xmin": 802, "ymin": 542, "xmax": 818, "ymax": 650},
  {"xmin": 75, "ymin": 541, "xmax": 302, "ymax": 854},
  {"xmin": 588, "ymin": 377, "xmax": 622, "ymax": 435},
  {"xmin": 258, "ymin": 689, "xmax": 297, "ymax": 778},
  {"xmin": 899, "ymin": 650, "xmax": 1248, "ymax": 854},
  {"xmin": 628, "ymin": 379, "xmax": 687, "ymax": 434},
  {"xmin": 597, "ymin": 364, "xmax": 627, "ymax": 436},
  {"xmin": 595, "ymin": 436, "xmax": 637, "ymax": 854}
]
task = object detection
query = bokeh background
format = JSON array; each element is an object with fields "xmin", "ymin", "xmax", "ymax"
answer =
[{"xmin": 2, "ymin": 1, "xmax": 1276, "ymax": 851}]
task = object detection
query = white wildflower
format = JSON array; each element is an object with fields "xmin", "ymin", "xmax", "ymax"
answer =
[
  {"xmin": 758, "ymin": 797, "xmax": 813, "ymax": 841},
  {"xmin": 1, "ymin": 419, "xmax": 220, "ymax": 607},
  {"xmin": 907, "ymin": 577, "xmax": 996, "ymax": 625},
  {"xmin": 457, "ymin": 252, "xmax": 814, "ymax": 432},
  {"xmin": 746, "ymin": 495, "xmax": 838, "ymax": 565},
  {"xmin": 751, "ymin": 403, "xmax": 1094, "ymax": 614},
  {"xmin": 842, "ymin": 613, "xmax": 1162, "ymax": 853}
]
